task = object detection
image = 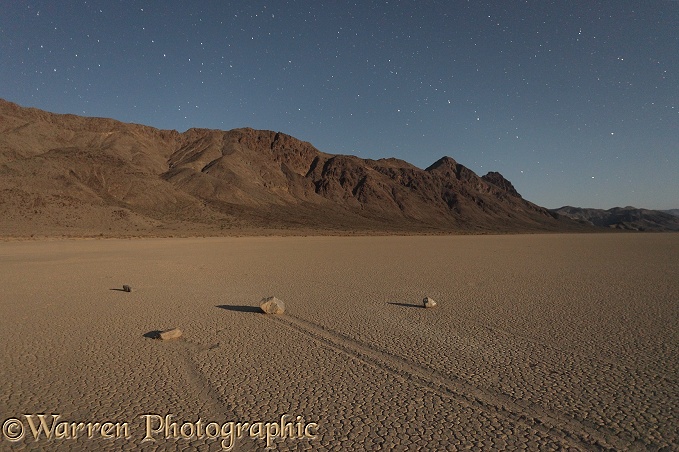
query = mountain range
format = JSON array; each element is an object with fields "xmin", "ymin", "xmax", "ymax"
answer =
[
  {"xmin": 0, "ymin": 99, "xmax": 670, "ymax": 237},
  {"xmin": 551, "ymin": 206, "xmax": 679, "ymax": 232}
]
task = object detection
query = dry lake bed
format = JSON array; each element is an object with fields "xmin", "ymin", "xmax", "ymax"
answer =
[{"xmin": 0, "ymin": 233, "xmax": 677, "ymax": 451}]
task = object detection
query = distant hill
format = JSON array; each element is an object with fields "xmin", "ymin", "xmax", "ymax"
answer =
[
  {"xmin": 662, "ymin": 209, "xmax": 679, "ymax": 218},
  {"xmin": 0, "ymin": 98, "xmax": 592, "ymax": 236},
  {"xmin": 551, "ymin": 206, "xmax": 679, "ymax": 232}
]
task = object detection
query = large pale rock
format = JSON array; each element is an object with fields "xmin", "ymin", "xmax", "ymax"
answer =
[
  {"xmin": 260, "ymin": 296, "xmax": 286, "ymax": 314},
  {"xmin": 123, "ymin": 285, "xmax": 132, "ymax": 292},
  {"xmin": 158, "ymin": 328, "xmax": 182, "ymax": 340},
  {"xmin": 423, "ymin": 297, "xmax": 437, "ymax": 308}
]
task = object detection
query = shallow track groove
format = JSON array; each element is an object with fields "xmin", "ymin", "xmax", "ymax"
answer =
[{"xmin": 270, "ymin": 313, "xmax": 631, "ymax": 451}]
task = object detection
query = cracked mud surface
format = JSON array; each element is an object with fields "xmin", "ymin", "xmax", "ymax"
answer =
[{"xmin": 0, "ymin": 233, "xmax": 677, "ymax": 450}]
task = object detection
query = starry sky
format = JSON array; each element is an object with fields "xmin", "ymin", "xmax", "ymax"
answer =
[{"xmin": 1, "ymin": 1, "xmax": 677, "ymax": 210}]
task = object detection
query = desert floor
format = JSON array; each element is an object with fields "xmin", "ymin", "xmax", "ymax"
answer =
[{"xmin": 0, "ymin": 233, "xmax": 677, "ymax": 451}]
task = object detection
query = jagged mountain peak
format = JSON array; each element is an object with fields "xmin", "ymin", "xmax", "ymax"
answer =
[{"xmin": 482, "ymin": 171, "xmax": 522, "ymax": 198}]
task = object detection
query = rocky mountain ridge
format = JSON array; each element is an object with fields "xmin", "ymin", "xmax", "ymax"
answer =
[
  {"xmin": 0, "ymin": 99, "xmax": 591, "ymax": 236},
  {"xmin": 552, "ymin": 206, "xmax": 679, "ymax": 232}
]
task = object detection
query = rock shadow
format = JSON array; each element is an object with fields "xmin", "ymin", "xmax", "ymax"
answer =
[
  {"xmin": 216, "ymin": 305, "xmax": 262, "ymax": 313},
  {"xmin": 143, "ymin": 330, "xmax": 162, "ymax": 339},
  {"xmin": 387, "ymin": 302, "xmax": 423, "ymax": 309}
]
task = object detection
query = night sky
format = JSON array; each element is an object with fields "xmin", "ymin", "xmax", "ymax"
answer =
[{"xmin": 1, "ymin": 1, "xmax": 677, "ymax": 210}]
